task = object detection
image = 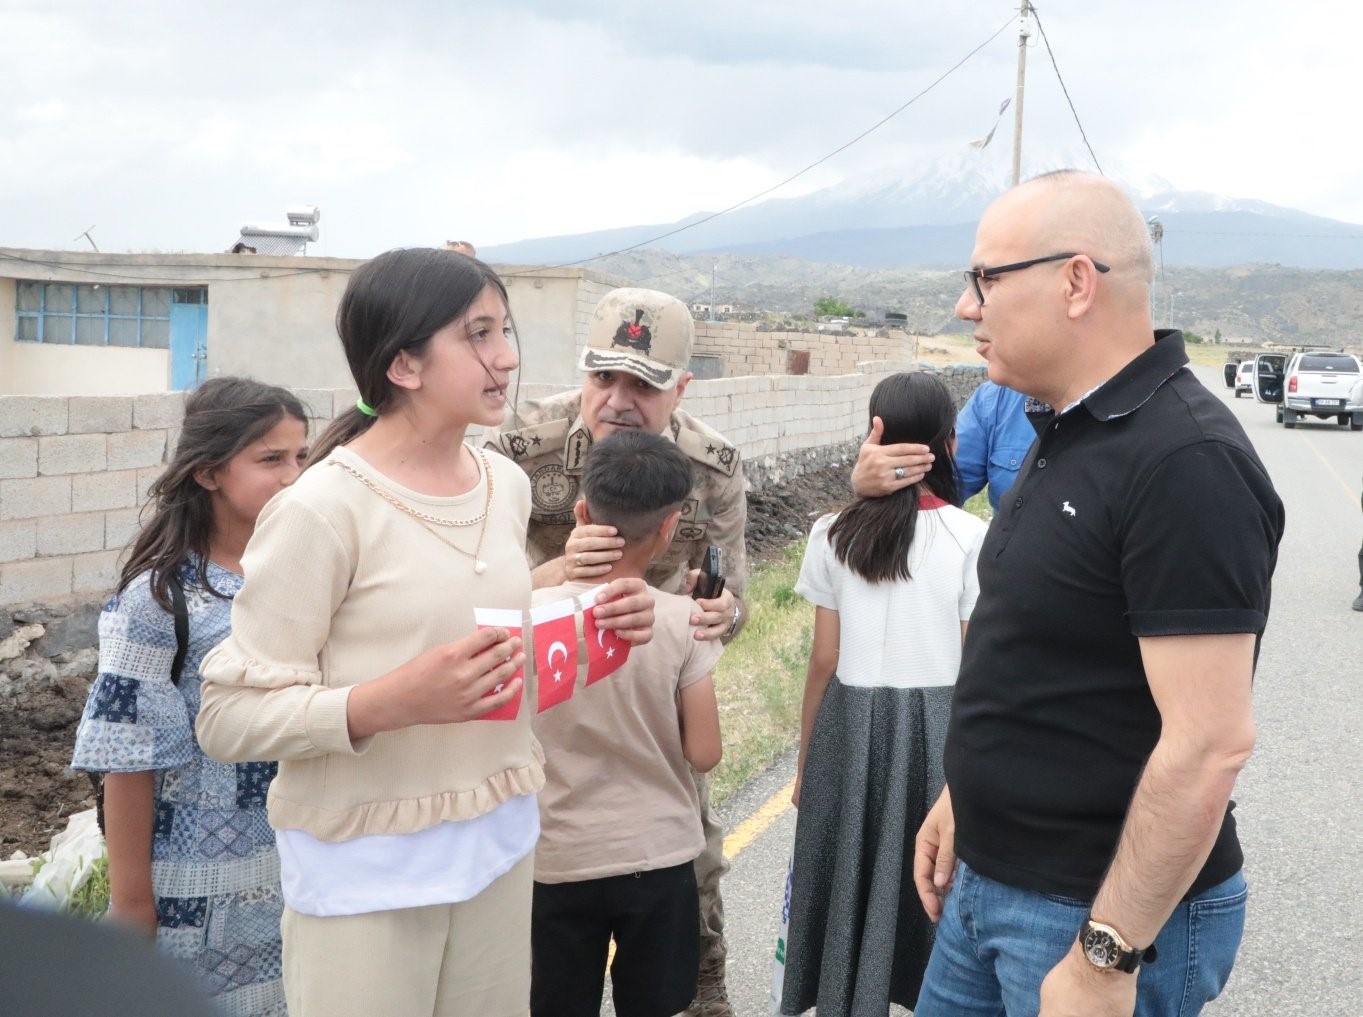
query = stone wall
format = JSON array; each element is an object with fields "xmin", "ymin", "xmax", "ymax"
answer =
[
  {"xmin": 692, "ymin": 321, "xmax": 923, "ymax": 377},
  {"xmin": 0, "ymin": 362, "xmax": 988, "ymax": 699}
]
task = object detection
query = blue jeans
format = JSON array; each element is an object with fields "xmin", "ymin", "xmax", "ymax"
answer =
[{"xmin": 914, "ymin": 862, "xmax": 1247, "ymax": 1017}]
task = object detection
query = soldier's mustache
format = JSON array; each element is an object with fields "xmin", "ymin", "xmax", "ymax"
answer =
[{"xmin": 598, "ymin": 412, "xmax": 643, "ymax": 427}]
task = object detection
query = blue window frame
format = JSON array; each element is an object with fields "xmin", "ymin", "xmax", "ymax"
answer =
[{"xmin": 14, "ymin": 282, "xmax": 204, "ymax": 349}]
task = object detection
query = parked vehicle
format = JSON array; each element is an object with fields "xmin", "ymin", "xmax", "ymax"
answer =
[
  {"xmin": 1222, "ymin": 358, "xmax": 1239, "ymax": 388},
  {"xmin": 1257, "ymin": 351, "xmax": 1363, "ymax": 429},
  {"xmin": 1234, "ymin": 361, "xmax": 1255, "ymax": 397}
]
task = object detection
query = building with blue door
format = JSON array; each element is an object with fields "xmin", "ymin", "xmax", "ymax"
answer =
[
  {"xmin": 0, "ymin": 248, "xmax": 359, "ymax": 396},
  {"xmin": 1, "ymin": 247, "xmax": 634, "ymax": 397}
]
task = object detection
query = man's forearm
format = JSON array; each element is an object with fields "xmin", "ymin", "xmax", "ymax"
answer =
[{"xmin": 1089, "ymin": 736, "xmax": 1250, "ymax": 947}]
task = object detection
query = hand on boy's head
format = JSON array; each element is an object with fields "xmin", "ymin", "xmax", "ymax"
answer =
[
  {"xmin": 563, "ymin": 524, "xmax": 625, "ymax": 581},
  {"xmin": 851, "ymin": 415, "xmax": 935, "ymax": 497},
  {"xmin": 592, "ymin": 578, "xmax": 655, "ymax": 645},
  {"xmin": 686, "ymin": 577, "xmax": 735, "ymax": 642}
]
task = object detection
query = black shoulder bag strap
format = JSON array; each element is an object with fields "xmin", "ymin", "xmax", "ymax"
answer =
[{"xmin": 92, "ymin": 572, "xmax": 190, "ymax": 835}]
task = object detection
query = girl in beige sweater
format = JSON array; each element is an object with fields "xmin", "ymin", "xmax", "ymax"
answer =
[{"xmin": 196, "ymin": 248, "xmax": 654, "ymax": 1017}]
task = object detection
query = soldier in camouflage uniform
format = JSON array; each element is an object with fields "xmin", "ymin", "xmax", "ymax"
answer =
[{"xmin": 485, "ymin": 288, "xmax": 745, "ymax": 1017}]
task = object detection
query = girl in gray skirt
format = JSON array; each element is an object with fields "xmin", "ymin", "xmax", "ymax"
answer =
[{"xmin": 781, "ymin": 372, "xmax": 987, "ymax": 1016}]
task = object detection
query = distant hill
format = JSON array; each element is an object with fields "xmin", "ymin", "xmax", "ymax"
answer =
[
  {"xmin": 483, "ymin": 149, "xmax": 1363, "ymax": 270},
  {"xmin": 549, "ymin": 249, "xmax": 1363, "ymax": 345}
]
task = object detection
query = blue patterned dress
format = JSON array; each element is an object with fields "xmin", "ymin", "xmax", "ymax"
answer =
[{"xmin": 71, "ymin": 560, "xmax": 286, "ymax": 1017}]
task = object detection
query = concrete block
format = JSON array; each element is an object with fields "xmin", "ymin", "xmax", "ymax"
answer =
[
  {"xmin": 72, "ymin": 550, "xmax": 120, "ymax": 597},
  {"xmin": 0, "ymin": 438, "xmax": 38, "ymax": 480},
  {"xmin": 292, "ymin": 388, "xmax": 333, "ymax": 420},
  {"xmin": 0, "ymin": 396, "xmax": 68, "ymax": 438},
  {"xmin": 0, "ymin": 475, "xmax": 73, "ymax": 520},
  {"xmin": 133, "ymin": 392, "xmax": 185, "ymax": 430},
  {"xmin": 38, "ymin": 434, "xmax": 108, "ymax": 476},
  {"xmin": 72, "ymin": 470, "xmax": 138, "ymax": 513},
  {"xmin": 67, "ymin": 396, "xmax": 134, "ymax": 434},
  {"xmin": 332, "ymin": 388, "xmax": 361, "ymax": 418},
  {"xmin": 0, "ymin": 557, "xmax": 72, "ymax": 605},
  {"xmin": 37, "ymin": 513, "xmax": 107, "ymax": 556},
  {"xmin": 107, "ymin": 429, "xmax": 167, "ymax": 470},
  {"xmin": 104, "ymin": 507, "xmax": 144, "ymax": 551},
  {"xmin": 0, "ymin": 520, "xmax": 37, "ymax": 564},
  {"xmin": 137, "ymin": 466, "xmax": 165, "ymax": 502}
]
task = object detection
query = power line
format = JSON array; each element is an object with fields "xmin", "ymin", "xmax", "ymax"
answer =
[
  {"xmin": 1030, "ymin": 6, "xmax": 1102, "ymax": 175},
  {"xmin": 505, "ymin": 14, "xmax": 1017, "ymax": 275}
]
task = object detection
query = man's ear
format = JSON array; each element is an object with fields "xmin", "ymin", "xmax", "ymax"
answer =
[
  {"xmin": 386, "ymin": 349, "xmax": 423, "ymax": 392},
  {"xmin": 574, "ymin": 498, "xmax": 591, "ymax": 526},
  {"xmin": 672, "ymin": 371, "xmax": 694, "ymax": 402},
  {"xmin": 193, "ymin": 467, "xmax": 219, "ymax": 492},
  {"xmin": 1062, "ymin": 256, "xmax": 1103, "ymax": 320}
]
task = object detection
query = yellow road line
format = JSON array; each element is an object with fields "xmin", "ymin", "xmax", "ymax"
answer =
[
  {"xmin": 724, "ymin": 778, "xmax": 796, "ymax": 860},
  {"xmin": 608, "ymin": 777, "xmax": 795, "ymax": 966},
  {"xmin": 1301, "ymin": 434, "xmax": 1359, "ymax": 508}
]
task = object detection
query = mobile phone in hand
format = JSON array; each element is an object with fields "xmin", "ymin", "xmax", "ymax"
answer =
[{"xmin": 693, "ymin": 545, "xmax": 726, "ymax": 600}]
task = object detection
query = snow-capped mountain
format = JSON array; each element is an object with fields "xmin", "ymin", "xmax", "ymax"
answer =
[{"xmin": 481, "ymin": 149, "xmax": 1363, "ymax": 270}]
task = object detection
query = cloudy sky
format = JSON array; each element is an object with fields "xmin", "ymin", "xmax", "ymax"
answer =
[{"xmin": 0, "ymin": 0, "xmax": 1353, "ymax": 259}]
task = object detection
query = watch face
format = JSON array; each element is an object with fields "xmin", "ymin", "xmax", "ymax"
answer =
[{"xmin": 1082, "ymin": 927, "xmax": 1119, "ymax": 968}]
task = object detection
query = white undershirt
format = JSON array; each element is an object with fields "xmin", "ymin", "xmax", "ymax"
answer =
[{"xmin": 275, "ymin": 793, "xmax": 539, "ymax": 916}]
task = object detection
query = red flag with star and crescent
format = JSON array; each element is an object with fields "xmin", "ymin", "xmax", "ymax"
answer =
[
  {"xmin": 530, "ymin": 598, "xmax": 578, "ymax": 713},
  {"xmin": 579, "ymin": 585, "xmax": 631, "ymax": 685},
  {"xmin": 471, "ymin": 607, "xmax": 524, "ymax": 721}
]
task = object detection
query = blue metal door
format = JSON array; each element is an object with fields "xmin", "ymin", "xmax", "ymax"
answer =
[{"xmin": 169, "ymin": 289, "xmax": 208, "ymax": 390}]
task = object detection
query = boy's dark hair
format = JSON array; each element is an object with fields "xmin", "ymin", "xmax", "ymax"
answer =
[
  {"xmin": 581, "ymin": 430, "xmax": 692, "ymax": 543},
  {"xmin": 119, "ymin": 376, "xmax": 308, "ymax": 609},
  {"xmin": 828, "ymin": 371, "xmax": 960, "ymax": 584}
]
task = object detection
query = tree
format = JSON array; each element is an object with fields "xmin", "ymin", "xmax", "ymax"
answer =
[
  {"xmin": 1184, "ymin": 330, "xmax": 1205, "ymax": 344},
  {"xmin": 814, "ymin": 296, "xmax": 854, "ymax": 317},
  {"xmin": 1214, "ymin": 328, "xmax": 1223, "ymax": 343}
]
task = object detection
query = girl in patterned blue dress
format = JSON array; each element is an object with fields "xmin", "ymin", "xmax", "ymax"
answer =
[{"xmin": 72, "ymin": 377, "xmax": 310, "ymax": 1017}]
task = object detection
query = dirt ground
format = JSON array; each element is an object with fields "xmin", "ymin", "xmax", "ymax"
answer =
[{"xmin": 0, "ymin": 463, "xmax": 858, "ymax": 860}]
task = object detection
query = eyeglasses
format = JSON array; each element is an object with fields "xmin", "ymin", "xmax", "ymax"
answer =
[{"xmin": 963, "ymin": 252, "xmax": 1110, "ymax": 306}]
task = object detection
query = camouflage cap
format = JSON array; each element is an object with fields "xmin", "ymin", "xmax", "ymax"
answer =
[{"xmin": 577, "ymin": 288, "xmax": 694, "ymax": 391}]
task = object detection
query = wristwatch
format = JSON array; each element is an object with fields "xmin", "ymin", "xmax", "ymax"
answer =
[{"xmin": 1079, "ymin": 917, "xmax": 1157, "ymax": 973}]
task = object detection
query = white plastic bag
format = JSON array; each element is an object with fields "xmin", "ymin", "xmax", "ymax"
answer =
[
  {"xmin": 20, "ymin": 809, "xmax": 106, "ymax": 910},
  {"xmin": 770, "ymin": 852, "xmax": 794, "ymax": 1014}
]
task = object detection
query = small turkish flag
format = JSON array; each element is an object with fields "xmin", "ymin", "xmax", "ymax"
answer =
[
  {"xmin": 472, "ymin": 607, "xmax": 523, "ymax": 721},
  {"xmin": 530, "ymin": 598, "xmax": 578, "ymax": 713},
  {"xmin": 579, "ymin": 586, "xmax": 631, "ymax": 686}
]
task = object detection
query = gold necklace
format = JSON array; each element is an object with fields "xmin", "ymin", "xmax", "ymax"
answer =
[{"xmin": 330, "ymin": 448, "xmax": 495, "ymax": 574}]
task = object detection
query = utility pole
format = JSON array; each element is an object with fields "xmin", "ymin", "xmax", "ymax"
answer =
[
  {"xmin": 1010, "ymin": 0, "xmax": 1032, "ymax": 187},
  {"xmin": 709, "ymin": 259, "xmax": 716, "ymax": 322}
]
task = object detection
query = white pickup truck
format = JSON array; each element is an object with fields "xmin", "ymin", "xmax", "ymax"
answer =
[{"xmin": 1254, "ymin": 351, "xmax": 1363, "ymax": 429}]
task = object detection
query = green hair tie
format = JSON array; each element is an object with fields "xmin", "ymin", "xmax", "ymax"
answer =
[{"xmin": 355, "ymin": 397, "xmax": 378, "ymax": 418}]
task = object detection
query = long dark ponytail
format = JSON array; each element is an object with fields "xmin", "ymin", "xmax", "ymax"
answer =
[
  {"xmin": 308, "ymin": 248, "xmax": 512, "ymax": 465},
  {"xmin": 118, "ymin": 377, "xmax": 307, "ymax": 609},
  {"xmin": 828, "ymin": 372, "xmax": 960, "ymax": 583}
]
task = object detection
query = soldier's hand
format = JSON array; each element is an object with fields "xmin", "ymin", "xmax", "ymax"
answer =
[
  {"xmin": 686, "ymin": 575, "xmax": 737, "ymax": 642},
  {"xmin": 850, "ymin": 416, "xmax": 934, "ymax": 497},
  {"xmin": 564, "ymin": 524, "xmax": 624, "ymax": 581},
  {"xmin": 591, "ymin": 578, "xmax": 655, "ymax": 645}
]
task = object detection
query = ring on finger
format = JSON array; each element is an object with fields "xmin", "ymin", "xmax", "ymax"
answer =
[
  {"xmin": 574, "ymin": 552, "xmax": 583, "ymax": 566},
  {"xmin": 894, "ymin": 466, "xmax": 907, "ymax": 481}
]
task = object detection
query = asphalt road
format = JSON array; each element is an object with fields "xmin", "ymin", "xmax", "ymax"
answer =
[{"xmin": 681, "ymin": 364, "xmax": 1363, "ymax": 1016}]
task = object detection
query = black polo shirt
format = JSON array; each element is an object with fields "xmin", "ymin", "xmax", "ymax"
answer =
[{"xmin": 945, "ymin": 331, "xmax": 1284, "ymax": 900}]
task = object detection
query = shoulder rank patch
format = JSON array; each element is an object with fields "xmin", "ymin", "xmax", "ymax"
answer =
[
  {"xmin": 490, "ymin": 418, "xmax": 569, "ymax": 462},
  {"xmin": 565, "ymin": 425, "xmax": 593, "ymax": 474},
  {"xmin": 675, "ymin": 426, "xmax": 738, "ymax": 477}
]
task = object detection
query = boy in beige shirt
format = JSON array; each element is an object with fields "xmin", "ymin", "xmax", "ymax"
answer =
[{"xmin": 531, "ymin": 430, "xmax": 723, "ymax": 1017}]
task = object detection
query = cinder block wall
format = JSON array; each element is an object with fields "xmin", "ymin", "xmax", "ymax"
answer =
[
  {"xmin": 1, "ymin": 363, "xmax": 985, "ymax": 609},
  {"xmin": 692, "ymin": 322, "xmax": 922, "ymax": 377}
]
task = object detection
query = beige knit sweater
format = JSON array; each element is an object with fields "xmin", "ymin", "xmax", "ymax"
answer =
[{"xmin": 197, "ymin": 445, "xmax": 543, "ymax": 842}]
